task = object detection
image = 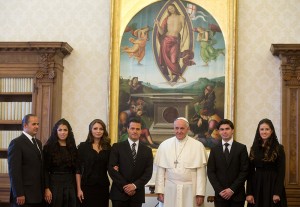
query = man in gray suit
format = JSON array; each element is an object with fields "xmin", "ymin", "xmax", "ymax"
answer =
[
  {"xmin": 207, "ymin": 119, "xmax": 249, "ymax": 207},
  {"xmin": 8, "ymin": 114, "xmax": 44, "ymax": 207}
]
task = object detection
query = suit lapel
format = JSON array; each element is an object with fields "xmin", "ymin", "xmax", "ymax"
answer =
[
  {"xmin": 23, "ymin": 136, "xmax": 41, "ymax": 159},
  {"xmin": 133, "ymin": 142, "xmax": 147, "ymax": 167},
  {"xmin": 135, "ymin": 143, "xmax": 143, "ymax": 164},
  {"xmin": 218, "ymin": 143, "xmax": 228, "ymax": 165},
  {"xmin": 218, "ymin": 142, "xmax": 232, "ymax": 167},
  {"xmin": 125, "ymin": 140, "xmax": 135, "ymax": 166}
]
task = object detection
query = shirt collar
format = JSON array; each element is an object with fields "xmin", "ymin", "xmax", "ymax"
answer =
[
  {"xmin": 222, "ymin": 138, "xmax": 233, "ymax": 146},
  {"xmin": 23, "ymin": 131, "xmax": 34, "ymax": 142},
  {"xmin": 128, "ymin": 138, "xmax": 139, "ymax": 146}
]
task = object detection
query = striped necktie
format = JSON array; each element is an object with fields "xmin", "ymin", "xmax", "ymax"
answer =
[
  {"xmin": 32, "ymin": 137, "xmax": 41, "ymax": 156},
  {"xmin": 132, "ymin": 143, "xmax": 137, "ymax": 165}
]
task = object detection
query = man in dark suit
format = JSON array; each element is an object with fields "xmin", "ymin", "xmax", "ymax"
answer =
[
  {"xmin": 8, "ymin": 114, "xmax": 44, "ymax": 207},
  {"xmin": 108, "ymin": 117, "xmax": 153, "ymax": 207},
  {"xmin": 207, "ymin": 119, "xmax": 249, "ymax": 207}
]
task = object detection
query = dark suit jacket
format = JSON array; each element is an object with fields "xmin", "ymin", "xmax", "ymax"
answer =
[
  {"xmin": 108, "ymin": 140, "xmax": 153, "ymax": 203},
  {"xmin": 207, "ymin": 140, "xmax": 249, "ymax": 202},
  {"xmin": 8, "ymin": 133, "xmax": 44, "ymax": 204}
]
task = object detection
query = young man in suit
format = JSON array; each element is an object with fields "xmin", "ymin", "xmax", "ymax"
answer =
[
  {"xmin": 108, "ymin": 117, "xmax": 153, "ymax": 207},
  {"xmin": 207, "ymin": 119, "xmax": 249, "ymax": 207},
  {"xmin": 8, "ymin": 114, "xmax": 44, "ymax": 207}
]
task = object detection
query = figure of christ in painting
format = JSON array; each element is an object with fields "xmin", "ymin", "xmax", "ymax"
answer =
[{"xmin": 155, "ymin": 3, "xmax": 194, "ymax": 83}]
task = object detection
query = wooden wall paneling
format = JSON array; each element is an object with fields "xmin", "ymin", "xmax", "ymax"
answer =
[
  {"xmin": 271, "ymin": 44, "xmax": 300, "ymax": 207},
  {"xmin": 0, "ymin": 42, "xmax": 72, "ymax": 204}
]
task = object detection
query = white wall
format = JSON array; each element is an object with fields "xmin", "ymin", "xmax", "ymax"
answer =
[
  {"xmin": 0, "ymin": 0, "xmax": 111, "ymax": 141},
  {"xmin": 236, "ymin": 0, "xmax": 300, "ymax": 148}
]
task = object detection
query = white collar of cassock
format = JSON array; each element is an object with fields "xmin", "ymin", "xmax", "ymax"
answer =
[{"xmin": 175, "ymin": 136, "xmax": 188, "ymax": 143}]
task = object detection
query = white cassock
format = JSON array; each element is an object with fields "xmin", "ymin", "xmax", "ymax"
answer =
[{"xmin": 154, "ymin": 136, "xmax": 207, "ymax": 207}]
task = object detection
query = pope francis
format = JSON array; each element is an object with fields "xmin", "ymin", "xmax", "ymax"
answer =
[{"xmin": 154, "ymin": 117, "xmax": 207, "ymax": 207}]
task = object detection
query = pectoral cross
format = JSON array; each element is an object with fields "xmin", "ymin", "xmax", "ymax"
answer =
[{"xmin": 174, "ymin": 160, "xmax": 179, "ymax": 168}]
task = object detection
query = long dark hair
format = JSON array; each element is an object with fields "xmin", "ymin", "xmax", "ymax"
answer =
[
  {"xmin": 44, "ymin": 118, "xmax": 77, "ymax": 167},
  {"xmin": 249, "ymin": 118, "xmax": 280, "ymax": 162},
  {"xmin": 85, "ymin": 119, "xmax": 111, "ymax": 150}
]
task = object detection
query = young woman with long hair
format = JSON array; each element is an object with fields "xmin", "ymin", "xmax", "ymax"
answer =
[{"xmin": 76, "ymin": 119, "xmax": 111, "ymax": 207}]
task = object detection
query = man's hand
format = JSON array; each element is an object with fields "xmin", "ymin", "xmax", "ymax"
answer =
[
  {"xmin": 127, "ymin": 190, "xmax": 136, "ymax": 196},
  {"xmin": 273, "ymin": 195, "xmax": 280, "ymax": 204},
  {"xmin": 246, "ymin": 195, "xmax": 255, "ymax": 204},
  {"xmin": 157, "ymin": 193, "xmax": 164, "ymax": 203},
  {"xmin": 44, "ymin": 188, "xmax": 52, "ymax": 204},
  {"xmin": 16, "ymin": 196, "xmax": 25, "ymax": 206},
  {"xmin": 123, "ymin": 183, "xmax": 136, "ymax": 195},
  {"xmin": 219, "ymin": 188, "xmax": 234, "ymax": 200},
  {"xmin": 196, "ymin": 195, "xmax": 204, "ymax": 206},
  {"xmin": 113, "ymin": 165, "xmax": 119, "ymax": 171}
]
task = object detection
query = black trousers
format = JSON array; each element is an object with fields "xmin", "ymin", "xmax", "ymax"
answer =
[
  {"xmin": 214, "ymin": 200, "xmax": 245, "ymax": 207},
  {"xmin": 112, "ymin": 200, "xmax": 142, "ymax": 207}
]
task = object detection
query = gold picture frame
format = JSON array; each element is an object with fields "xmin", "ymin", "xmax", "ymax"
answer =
[{"xmin": 109, "ymin": 0, "xmax": 237, "ymax": 146}]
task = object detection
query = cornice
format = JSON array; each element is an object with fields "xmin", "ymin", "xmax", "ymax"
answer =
[
  {"xmin": 0, "ymin": 42, "xmax": 73, "ymax": 57},
  {"xmin": 271, "ymin": 44, "xmax": 300, "ymax": 57},
  {"xmin": 0, "ymin": 42, "xmax": 72, "ymax": 80},
  {"xmin": 271, "ymin": 44, "xmax": 300, "ymax": 86}
]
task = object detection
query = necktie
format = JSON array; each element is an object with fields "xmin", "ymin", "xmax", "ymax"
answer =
[
  {"xmin": 224, "ymin": 143, "xmax": 230, "ymax": 163},
  {"xmin": 132, "ymin": 143, "xmax": 137, "ymax": 165},
  {"xmin": 32, "ymin": 138, "xmax": 41, "ymax": 154}
]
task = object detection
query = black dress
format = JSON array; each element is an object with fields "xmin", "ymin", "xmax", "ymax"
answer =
[
  {"xmin": 43, "ymin": 145, "xmax": 77, "ymax": 207},
  {"xmin": 246, "ymin": 145, "xmax": 287, "ymax": 207},
  {"xmin": 77, "ymin": 142, "xmax": 111, "ymax": 207}
]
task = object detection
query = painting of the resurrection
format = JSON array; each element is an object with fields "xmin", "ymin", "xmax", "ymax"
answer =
[{"xmin": 118, "ymin": 0, "xmax": 225, "ymax": 149}]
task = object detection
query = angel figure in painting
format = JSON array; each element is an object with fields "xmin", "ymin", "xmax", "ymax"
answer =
[
  {"xmin": 121, "ymin": 25, "xmax": 151, "ymax": 64},
  {"xmin": 194, "ymin": 25, "xmax": 225, "ymax": 66},
  {"xmin": 154, "ymin": 3, "xmax": 194, "ymax": 83}
]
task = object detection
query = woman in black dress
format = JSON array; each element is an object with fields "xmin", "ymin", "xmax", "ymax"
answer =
[
  {"xmin": 246, "ymin": 118, "xmax": 287, "ymax": 207},
  {"xmin": 76, "ymin": 119, "xmax": 111, "ymax": 207},
  {"xmin": 43, "ymin": 119, "xmax": 78, "ymax": 207}
]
